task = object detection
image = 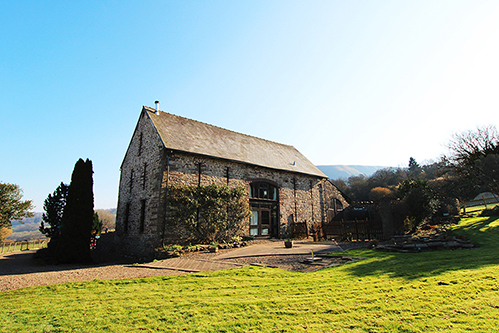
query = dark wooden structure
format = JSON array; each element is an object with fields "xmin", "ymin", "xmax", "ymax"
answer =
[
  {"xmin": 321, "ymin": 219, "xmax": 383, "ymax": 241},
  {"xmin": 290, "ymin": 218, "xmax": 383, "ymax": 241},
  {"xmin": 290, "ymin": 221, "xmax": 309, "ymax": 239}
]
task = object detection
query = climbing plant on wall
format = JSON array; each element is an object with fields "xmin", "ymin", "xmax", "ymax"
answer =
[{"xmin": 168, "ymin": 183, "xmax": 250, "ymax": 243}]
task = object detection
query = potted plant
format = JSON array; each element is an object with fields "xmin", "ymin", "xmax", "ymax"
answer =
[
  {"xmin": 284, "ymin": 239, "xmax": 293, "ymax": 248},
  {"xmin": 209, "ymin": 241, "xmax": 219, "ymax": 253}
]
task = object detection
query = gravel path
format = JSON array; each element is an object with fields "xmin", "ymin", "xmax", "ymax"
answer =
[
  {"xmin": 0, "ymin": 241, "xmax": 368, "ymax": 293},
  {"xmin": 0, "ymin": 250, "xmax": 310, "ymax": 292},
  {"xmin": 0, "ymin": 251, "xmax": 187, "ymax": 292}
]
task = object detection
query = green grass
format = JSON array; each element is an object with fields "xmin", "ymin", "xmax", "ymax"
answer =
[{"xmin": 2, "ymin": 216, "xmax": 499, "ymax": 332}]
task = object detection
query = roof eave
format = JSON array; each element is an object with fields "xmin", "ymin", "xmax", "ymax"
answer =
[{"xmin": 161, "ymin": 147, "xmax": 326, "ymax": 179}]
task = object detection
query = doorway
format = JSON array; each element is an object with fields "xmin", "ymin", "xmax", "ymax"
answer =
[
  {"xmin": 249, "ymin": 181, "xmax": 279, "ymax": 237},
  {"xmin": 250, "ymin": 206, "xmax": 272, "ymax": 237}
]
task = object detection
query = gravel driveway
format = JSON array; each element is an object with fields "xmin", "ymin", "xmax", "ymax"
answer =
[
  {"xmin": 1, "ymin": 241, "xmax": 367, "ymax": 292},
  {"xmin": 0, "ymin": 250, "xmax": 187, "ymax": 292}
]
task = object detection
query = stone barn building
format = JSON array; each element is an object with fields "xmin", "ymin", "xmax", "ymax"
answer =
[{"xmin": 115, "ymin": 105, "xmax": 348, "ymax": 257}]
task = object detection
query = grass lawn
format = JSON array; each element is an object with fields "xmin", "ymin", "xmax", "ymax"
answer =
[{"xmin": 2, "ymin": 215, "xmax": 499, "ymax": 332}]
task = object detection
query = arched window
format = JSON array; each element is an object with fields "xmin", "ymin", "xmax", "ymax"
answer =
[{"xmin": 249, "ymin": 182, "xmax": 277, "ymax": 200}]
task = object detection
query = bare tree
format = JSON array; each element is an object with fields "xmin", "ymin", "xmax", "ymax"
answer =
[
  {"xmin": 447, "ymin": 125, "xmax": 499, "ymax": 164},
  {"xmin": 95, "ymin": 209, "xmax": 116, "ymax": 231},
  {"xmin": 443, "ymin": 125, "xmax": 499, "ymax": 198}
]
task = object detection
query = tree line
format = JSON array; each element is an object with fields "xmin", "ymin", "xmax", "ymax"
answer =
[
  {"xmin": 1, "ymin": 125, "xmax": 498, "ymax": 249},
  {"xmin": 331, "ymin": 125, "xmax": 499, "ymax": 233}
]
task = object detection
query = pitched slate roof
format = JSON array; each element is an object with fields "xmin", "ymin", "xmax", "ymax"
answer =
[{"xmin": 143, "ymin": 106, "xmax": 326, "ymax": 178}]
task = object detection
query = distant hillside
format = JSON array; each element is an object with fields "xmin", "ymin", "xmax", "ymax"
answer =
[
  {"xmin": 7, "ymin": 209, "xmax": 116, "ymax": 241},
  {"xmin": 317, "ymin": 165, "xmax": 387, "ymax": 180},
  {"xmin": 8, "ymin": 212, "xmax": 44, "ymax": 241}
]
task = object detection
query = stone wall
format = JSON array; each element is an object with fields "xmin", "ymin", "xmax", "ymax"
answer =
[
  {"xmin": 162, "ymin": 152, "xmax": 339, "ymax": 239},
  {"xmin": 115, "ymin": 110, "xmax": 166, "ymax": 258}
]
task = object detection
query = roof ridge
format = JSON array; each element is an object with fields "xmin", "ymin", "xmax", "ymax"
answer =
[{"xmin": 143, "ymin": 105, "xmax": 296, "ymax": 149}]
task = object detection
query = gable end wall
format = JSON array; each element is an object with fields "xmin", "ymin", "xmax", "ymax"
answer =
[{"xmin": 115, "ymin": 110, "xmax": 166, "ymax": 258}]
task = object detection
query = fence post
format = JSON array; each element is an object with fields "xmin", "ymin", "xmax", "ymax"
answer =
[
  {"xmin": 366, "ymin": 218, "xmax": 370, "ymax": 240},
  {"xmin": 355, "ymin": 219, "xmax": 359, "ymax": 240}
]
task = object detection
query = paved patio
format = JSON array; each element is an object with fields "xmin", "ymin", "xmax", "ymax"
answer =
[
  {"xmin": 139, "ymin": 240, "xmax": 356, "ymax": 273},
  {"xmin": 215, "ymin": 240, "xmax": 344, "ymax": 258}
]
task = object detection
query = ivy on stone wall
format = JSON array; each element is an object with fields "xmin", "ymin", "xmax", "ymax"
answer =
[{"xmin": 168, "ymin": 183, "xmax": 250, "ymax": 243}]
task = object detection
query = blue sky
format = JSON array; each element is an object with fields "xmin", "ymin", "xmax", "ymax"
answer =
[{"xmin": 1, "ymin": 1, "xmax": 499, "ymax": 211}]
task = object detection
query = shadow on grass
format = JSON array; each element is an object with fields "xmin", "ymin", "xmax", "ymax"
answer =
[{"xmin": 341, "ymin": 216, "xmax": 499, "ymax": 280}]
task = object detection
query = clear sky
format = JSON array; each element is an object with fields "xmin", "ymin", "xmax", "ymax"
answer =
[{"xmin": 1, "ymin": 1, "xmax": 499, "ymax": 211}]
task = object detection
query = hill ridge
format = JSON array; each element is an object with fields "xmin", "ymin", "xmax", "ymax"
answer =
[{"xmin": 317, "ymin": 165, "xmax": 387, "ymax": 179}]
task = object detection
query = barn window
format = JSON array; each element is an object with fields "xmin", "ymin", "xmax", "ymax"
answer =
[
  {"xmin": 129, "ymin": 169, "xmax": 134, "ymax": 193},
  {"xmin": 138, "ymin": 132, "xmax": 143, "ymax": 156},
  {"xmin": 142, "ymin": 163, "xmax": 147, "ymax": 189},
  {"xmin": 139, "ymin": 199, "xmax": 146, "ymax": 233},
  {"xmin": 124, "ymin": 202, "xmax": 130, "ymax": 234}
]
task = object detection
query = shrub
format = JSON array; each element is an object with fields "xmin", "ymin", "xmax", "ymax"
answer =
[
  {"xmin": 168, "ymin": 183, "xmax": 250, "ymax": 244},
  {"xmin": 369, "ymin": 187, "xmax": 394, "ymax": 202},
  {"xmin": 480, "ymin": 206, "xmax": 499, "ymax": 217},
  {"xmin": 398, "ymin": 179, "xmax": 439, "ymax": 232}
]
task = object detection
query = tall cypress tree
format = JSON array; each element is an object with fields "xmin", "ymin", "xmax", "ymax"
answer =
[{"xmin": 56, "ymin": 158, "xmax": 94, "ymax": 263}]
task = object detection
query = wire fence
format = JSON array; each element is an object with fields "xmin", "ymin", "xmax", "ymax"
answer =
[
  {"xmin": 463, "ymin": 195, "xmax": 499, "ymax": 213},
  {"xmin": 1, "ymin": 239, "xmax": 48, "ymax": 255}
]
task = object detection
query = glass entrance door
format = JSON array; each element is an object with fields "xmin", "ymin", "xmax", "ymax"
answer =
[
  {"xmin": 250, "ymin": 208, "xmax": 271, "ymax": 237},
  {"xmin": 249, "ymin": 181, "xmax": 279, "ymax": 238}
]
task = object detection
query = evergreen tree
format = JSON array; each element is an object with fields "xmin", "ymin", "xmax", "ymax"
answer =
[
  {"xmin": 56, "ymin": 159, "xmax": 94, "ymax": 263},
  {"xmin": 40, "ymin": 182, "xmax": 69, "ymax": 254},
  {"xmin": 40, "ymin": 182, "xmax": 69, "ymax": 236},
  {"xmin": 92, "ymin": 212, "xmax": 103, "ymax": 236},
  {"xmin": 407, "ymin": 157, "xmax": 422, "ymax": 179}
]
